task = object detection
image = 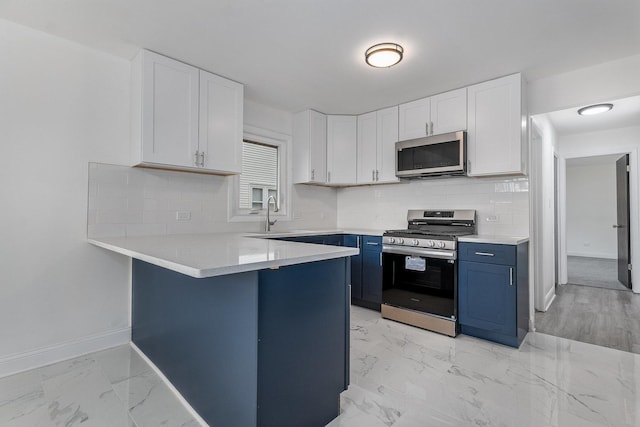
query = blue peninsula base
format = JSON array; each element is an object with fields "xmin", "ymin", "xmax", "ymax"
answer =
[{"xmin": 132, "ymin": 257, "xmax": 351, "ymax": 427}]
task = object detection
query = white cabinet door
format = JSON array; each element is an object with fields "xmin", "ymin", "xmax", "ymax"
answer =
[
  {"xmin": 398, "ymin": 97, "xmax": 430, "ymax": 141},
  {"xmin": 139, "ymin": 50, "xmax": 199, "ymax": 168},
  {"xmin": 327, "ymin": 115, "xmax": 357, "ymax": 185},
  {"xmin": 309, "ymin": 111, "xmax": 327, "ymax": 183},
  {"xmin": 293, "ymin": 110, "xmax": 327, "ymax": 184},
  {"xmin": 430, "ymin": 87, "xmax": 467, "ymax": 135},
  {"xmin": 199, "ymin": 70, "xmax": 243, "ymax": 174},
  {"xmin": 376, "ymin": 105, "xmax": 399, "ymax": 183},
  {"xmin": 357, "ymin": 111, "xmax": 377, "ymax": 184},
  {"xmin": 467, "ymin": 73, "xmax": 523, "ymax": 176}
]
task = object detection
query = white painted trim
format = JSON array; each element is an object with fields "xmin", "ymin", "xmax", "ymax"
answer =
[
  {"xmin": 543, "ymin": 287, "xmax": 556, "ymax": 312},
  {"xmin": 228, "ymin": 125, "xmax": 293, "ymax": 223},
  {"xmin": 0, "ymin": 327, "xmax": 131, "ymax": 379},
  {"xmin": 566, "ymin": 251, "xmax": 617, "ymax": 260},
  {"xmin": 131, "ymin": 343, "xmax": 208, "ymax": 426}
]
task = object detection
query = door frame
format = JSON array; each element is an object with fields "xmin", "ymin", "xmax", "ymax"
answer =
[{"xmin": 557, "ymin": 148, "xmax": 639, "ymax": 294}]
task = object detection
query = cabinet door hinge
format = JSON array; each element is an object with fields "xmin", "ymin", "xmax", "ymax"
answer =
[
  {"xmin": 629, "ymin": 263, "xmax": 632, "ymax": 271},
  {"xmin": 627, "ymin": 165, "xmax": 630, "ymax": 173}
]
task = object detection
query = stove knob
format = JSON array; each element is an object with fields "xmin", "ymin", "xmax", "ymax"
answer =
[
  {"xmin": 412, "ymin": 239, "xmax": 420, "ymax": 246},
  {"xmin": 437, "ymin": 241, "xmax": 446, "ymax": 249},
  {"xmin": 427, "ymin": 240, "xmax": 435, "ymax": 248},
  {"xmin": 397, "ymin": 238, "xmax": 404, "ymax": 244},
  {"xmin": 388, "ymin": 237, "xmax": 395, "ymax": 244}
]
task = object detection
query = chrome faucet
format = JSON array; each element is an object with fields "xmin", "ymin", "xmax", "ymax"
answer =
[{"xmin": 265, "ymin": 195, "xmax": 279, "ymax": 232}]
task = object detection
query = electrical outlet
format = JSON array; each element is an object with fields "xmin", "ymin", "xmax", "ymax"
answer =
[
  {"xmin": 485, "ymin": 215, "xmax": 498, "ymax": 222},
  {"xmin": 176, "ymin": 211, "xmax": 191, "ymax": 221}
]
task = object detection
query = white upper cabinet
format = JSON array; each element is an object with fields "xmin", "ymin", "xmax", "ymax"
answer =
[
  {"xmin": 357, "ymin": 106, "xmax": 399, "ymax": 184},
  {"xmin": 398, "ymin": 88, "xmax": 467, "ymax": 141},
  {"xmin": 134, "ymin": 50, "xmax": 199, "ymax": 168},
  {"xmin": 376, "ymin": 106, "xmax": 400, "ymax": 183},
  {"xmin": 430, "ymin": 88, "xmax": 467, "ymax": 135},
  {"xmin": 327, "ymin": 115, "xmax": 357, "ymax": 185},
  {"xmin": 398, "ymin": 97, "xmax": 430, "ymax": 141},
  {"xmin": 467, "ymin": 73, "xmax": 525, "ymax": 176},
  {"xmin": 198, "ymin": 70, "xmax": 243, "ymax": 174},
  {"xmin": 293, "ymin": 110, "xmax": 327, "ymax": 184},
  {"xmin": 357, "ymin": 111, "xmax": 377, "ymax": 184},
  {"xmin": 131, "ymin": 49, "xmax": 243, "ymax": 174}
]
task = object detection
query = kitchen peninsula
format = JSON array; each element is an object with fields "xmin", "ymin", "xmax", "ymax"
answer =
[{"xmin": 89, "ymin": 233, "xmax": 358, "ymax": 427}]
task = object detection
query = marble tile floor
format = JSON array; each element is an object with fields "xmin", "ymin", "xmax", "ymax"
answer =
[
  {"xmin": 328, "ymin": 306, "xmax": 640, "ymax": 427},
  {"xmin": 0, "ymin": 345, "xmax": 201, "ymax": 426},
  {"xmin": 3, "ymin": 307, "xmax": 640, "ymax": 426}
]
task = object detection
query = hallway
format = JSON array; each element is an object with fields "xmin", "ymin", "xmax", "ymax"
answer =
[{"xmin": 535, "ymin": 284, "xmax": 640, "ymax": 353}]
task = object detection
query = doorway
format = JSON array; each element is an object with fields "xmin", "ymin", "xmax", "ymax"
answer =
[
  {"xmin": 536, "ymin": 152, "xmax": 638, "ymax": 353},
  {"xmin": 564, "ymin": 154, "xmax": 631, "ymax": 291}
]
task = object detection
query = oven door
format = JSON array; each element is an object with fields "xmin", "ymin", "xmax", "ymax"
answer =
[{"xmin": 382, "ymin": 249, "xmax": 457, "ymax": 320}]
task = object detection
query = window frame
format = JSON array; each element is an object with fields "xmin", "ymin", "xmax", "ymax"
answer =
[{"xmin": 228, "ymin": 125, "xmax": 292, "ymax": 222}]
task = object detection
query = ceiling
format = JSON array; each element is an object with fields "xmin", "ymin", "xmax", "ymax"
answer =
[
  {"xmin": 566, "ymin": 154, "xmax": 625, "ymax": 167},
  {"xmin": 0, "ymin": 0, "xmax": 639, "ymax": 115},
  {"xmin": 545, "ymin": 95, "xmax": 640, "ymax": 136}
]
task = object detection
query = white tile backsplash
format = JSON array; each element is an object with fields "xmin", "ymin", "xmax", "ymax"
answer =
[
  {"xmin": 87, "ymin": 163, "xmax": 338, "ymax": 238},
  {"xmin": 337, "ymin": 176, "xmax": 530, "ymax": 236}
]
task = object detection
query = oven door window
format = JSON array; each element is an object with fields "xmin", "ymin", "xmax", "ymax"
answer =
[{"xmin": 382, "ymin": 253, "xmax": 456, "ymax": 318}]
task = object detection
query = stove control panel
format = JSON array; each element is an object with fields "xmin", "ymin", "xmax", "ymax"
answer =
[{"xmin": 382, "ymin": 235, "xmax": 456, "ymax": 251}]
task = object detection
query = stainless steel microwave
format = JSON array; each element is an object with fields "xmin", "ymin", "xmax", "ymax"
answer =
[{"xmin": 396, "ymin": 131, "xmax": 466, "ymax": 178}]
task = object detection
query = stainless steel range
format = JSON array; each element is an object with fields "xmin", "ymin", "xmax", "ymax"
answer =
[{"xmin": 381, "ymin": 209, "xmax": 476, "ymax": 336}]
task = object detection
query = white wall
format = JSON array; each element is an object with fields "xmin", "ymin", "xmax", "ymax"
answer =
[
  {"xmin": 0, "ymin": 20, "xmax": 338, "ymax": 377},
  {"xmin": 565, "ymin": 161, "xmax": 617, "ymax": 259},
  {"xmin": 0, "ymin": 19, "xmax": 131, "ymax": 376},
  {"xmin": 337, "ymin": 176, "xmax": 529, "ymax": 236}
]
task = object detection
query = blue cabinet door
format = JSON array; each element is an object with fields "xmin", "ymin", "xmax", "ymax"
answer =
[
  {"xmin": 343, "ymin": 235, "xmax": 362, "ymax": 300},
  {"xmin": 362, "ymin": 237, "xmax": 382, "ymax": 304},
  {"xmin": 458, "ymin": 261, "xmax": 516, "ymax": 335}
]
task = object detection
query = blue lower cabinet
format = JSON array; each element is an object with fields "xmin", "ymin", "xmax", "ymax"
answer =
[
  {"xmin": 343, "ymin": 234, "xmax": 363, "ymax": 304},
  {"xmin": 132, "ymin": 258, "xmax": 350, "ymax": 427},
  {"xmin": 458, "ymin": 242, "xmax": 529, "ymax": 348},
  {"xmin": 345, "ymin": 235, "xmax": 382, "ymax": 311},
  {"xmin": 276, "ymin": 234, "xmax": 343, "ymax": 246}
]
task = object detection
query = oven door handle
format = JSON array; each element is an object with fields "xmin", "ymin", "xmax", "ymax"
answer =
[{"xmin": 382, "ymin": 245, "xmax": 457, "ymax": 260}]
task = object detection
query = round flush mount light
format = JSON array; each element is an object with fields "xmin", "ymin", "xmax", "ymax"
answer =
[
  {"xmin": 365, "ymin": 43, "xmax": 404, "ymax": 68},
  {"xmin": 577, "ymin": 103, "xmax": 613, "ymax": 116}
]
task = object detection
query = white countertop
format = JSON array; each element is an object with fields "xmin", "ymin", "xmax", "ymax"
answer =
[
  {"xmin": 89, "ymin": 233, "xmax": 358, "ymax": 279},
  {"xmin": 246, "ymin": 228, "xmax": 386, "ymax": 238},
  {"xmin": 458, "ymin": 235, "xmax": 529, "ymax": 245}
]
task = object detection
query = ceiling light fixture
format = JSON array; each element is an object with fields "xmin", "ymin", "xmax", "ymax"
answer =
[
  {"xmin": 365, "ymin": 43, "xmax": 404, "ymax": 68},
  {"xmin": 577, "ymin": 103, "xmax": 613, "ymax": 116}
]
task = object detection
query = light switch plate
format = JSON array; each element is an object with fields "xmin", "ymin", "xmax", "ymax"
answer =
[{"xmin": 176, "ymin": 211, "xmax": 191, "ymax": 221}]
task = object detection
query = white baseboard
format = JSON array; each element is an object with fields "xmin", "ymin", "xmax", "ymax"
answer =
[
  {"xmin": 543, "ymin": 288, "xmax": 556, "ymax": 312},
  {"xmin": 131, "ymin": 343, "xmax": 208, "ymax": 426},
  {"xmin": 567, "ymin": 251, "xmax": 616, "ymax": 260},
  {"xmin": 0, "ymin": 327, "xmax": 131, "ymax": 378}
]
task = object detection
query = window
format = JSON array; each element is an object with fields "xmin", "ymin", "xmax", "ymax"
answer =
[
  {"xmin": 228, "ymin": 126, "xmax": 291, "ymax": 221},
  {"xmin": 239, "ymin": 140, "xmax": 278, "ymax": 210}
]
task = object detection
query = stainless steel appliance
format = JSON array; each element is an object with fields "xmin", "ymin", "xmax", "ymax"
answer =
[
  {"xmin": 381, "ymin": 209, "xmax": 476, "ymax": 336},
  {"xmin": 396, "ymin": 131, "xmax": 466, "ymax": 178}
]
